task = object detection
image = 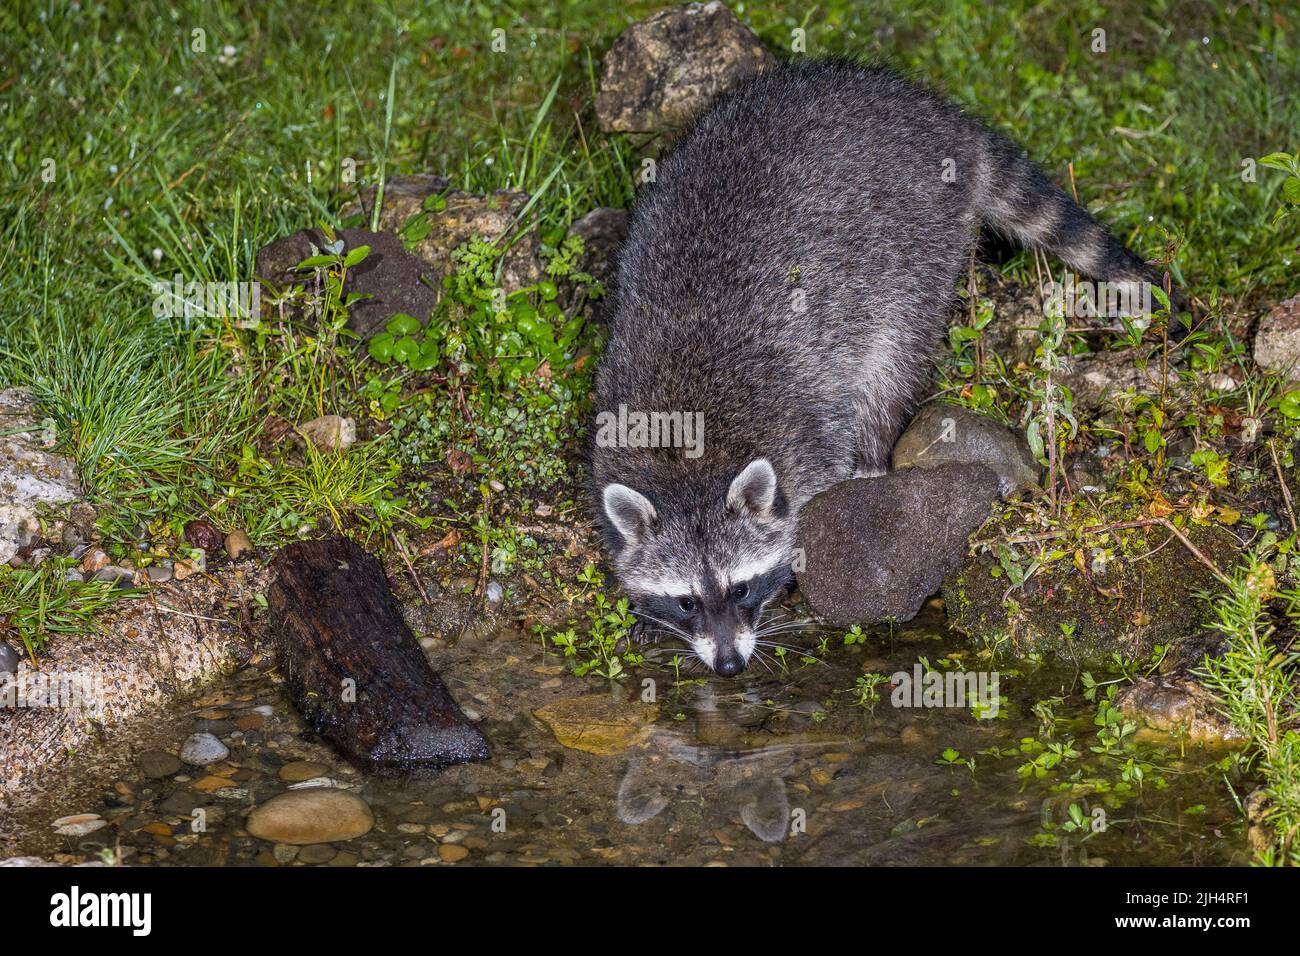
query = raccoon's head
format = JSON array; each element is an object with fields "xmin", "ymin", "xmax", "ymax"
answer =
[{"xmin": 600, "ymin": 458, "xmax": 795, "ymax": 676}]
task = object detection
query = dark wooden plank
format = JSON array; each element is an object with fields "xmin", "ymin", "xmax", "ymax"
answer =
[{"xmin": 267, "ymin": 537, "xmax": 488, "ymax": 771}]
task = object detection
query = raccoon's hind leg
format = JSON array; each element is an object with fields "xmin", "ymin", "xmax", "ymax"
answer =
[{"xmin": 850, "ymin": 333, "xmax": 937, "ymax": 479}]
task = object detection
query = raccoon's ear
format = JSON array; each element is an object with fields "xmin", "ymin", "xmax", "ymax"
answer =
[
  {"xmin": 726, "ymin": 458, "xmax": 778, "ymax": 518},
  {"xmin": 603, "ymin": 483, "xmax": 658, "ymax": 546}
]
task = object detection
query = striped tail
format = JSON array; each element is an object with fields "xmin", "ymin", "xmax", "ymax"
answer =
[{"xmin": 975, "ymin": 131, "xmax": 1181, "ymax": 314}]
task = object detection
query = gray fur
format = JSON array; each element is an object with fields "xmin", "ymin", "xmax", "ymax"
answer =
[{"xmin": 590, "ymin": 60, "xmax": 1160, "ymax": 674}]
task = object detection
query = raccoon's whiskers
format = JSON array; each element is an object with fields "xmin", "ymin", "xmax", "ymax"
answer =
[
  {"xmin": 749, "ymin": 648, "xmax": 778, "ymax": 675},
  {"xmin": 754, "ymin": 639, "xmax": 809, "ymax": 651},
  {"xmin": 754, "ymin": 640, "xmax": 824, "ymax": 665},
  {"xmin": 630, "ymin": 612, "xmax": 691, "ymax": 642},
  {"xmin": 755, "ymin": 616, "xmax": 813, "ymax": 633},
  {"xmin": 753, "ymin": 628, "xmax": 815, "ymax": 647},
  {"xmin": 755, "ymin": 626, "xmax": 814, "ymax": 640}
]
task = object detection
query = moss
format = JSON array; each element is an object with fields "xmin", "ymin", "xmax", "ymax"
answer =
[{"xmin": 942, "ymin": 523, "xmax": 1239, "ymax": 665}]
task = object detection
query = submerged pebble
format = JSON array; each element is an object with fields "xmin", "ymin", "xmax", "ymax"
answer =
[
  {"xmin": 245, "ymin": 790, "xmax": 375, "ymax": 845},
  {"xmin": 137, "ymin": 750, "xmax": 182, "ymax": 779},
  {"xmin": 52, "ymin": 814, "xmax": 106, "ymax": 837},
  {"xmin": 180, "ymin": 733, "xmax": 229, "ymax": 766}
]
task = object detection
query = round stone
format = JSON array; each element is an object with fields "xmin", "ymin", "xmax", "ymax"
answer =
[
  {"xmin": 225, "ymin": 529, "xmax": 253, "ymax": 559},
  {"xmin": 137, "ymin": 750, "xmax": 183, "ymax": 779},
  {"xmin": 278, "ymin": 760, "xmax": 330, "ymax": 783},
  {"xmin": 180, "ymin": 732, "xmax": 229, "ymax": 766},
  {"xmin": 297, "ymin": 844, "xmax": 338, "ymax": 865},
  {"xmin": 245, "ymin": 790, "xmax": 375, "ymax": 845}
]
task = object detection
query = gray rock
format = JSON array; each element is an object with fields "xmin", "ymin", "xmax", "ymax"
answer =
[
  {"xmin": 0, "ymin": 639, "xmax": 19, "ymax": 675},
  {"xmin": 92, "ymin": 565, "xmax": 136, "ymax": 588},
  {"xmin": 0, "ymin": 388, "xmax": 83, "ymax": 565},
  {"xmin": 595, "ymin": 2, "xmax": 775, "ymax": 133},
  {"xmin": 485, "ymin": 580, "xmax": 504, "ymax": 605},
  {"xmin": 159, "ymin": 791, "xmax": 199, "ymax": 815},
  {"xmin": 892, "ymin": 404, "xmax": 1039, "ymax": 497},
  {"xmin": 61, "ymin": 519, "xmax": 89, "ymax": 548},
  {"xmin": 1253, "ymin": 294, "xmax": 1300, "ymax": 378},
  {"xmin": 273, "ymin": 843, "xmax": 300, "ymax": 863},
  {"xmin": 297, "ymin": 843, "xmax": 339, "ymax": 864},
  {"xmin": 795, "ymin": 464, "xmax": 1001, "ymax": 625},
  {"xmin": 179, "ymin": 732, "xmax": 229, "ymax": 766},
  {"xmin": 1067, "ymin": 458, "xmax": 1106, "ymax": 493}
]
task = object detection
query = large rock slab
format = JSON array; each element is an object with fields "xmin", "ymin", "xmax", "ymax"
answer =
[
  {"xmin": 0, "ymin": 389, "xmax": 82, "ymax": 564},
  {"xmin": 892, "ymin": 404, "xmax": 1039, "ymax": 498},
  {"xmin": 795, "ymin": 465, "xmax": 1001, "ymax": 626},
  {"xmin": 1, "ymin": 561, "xmax": 267, "ymax": 809},
  {"xmin": 1253, "ymin": 294, "xmax": 1300, "ymax": 378},
  {"xmin": 596, "ymin": 3, "xmax": 775, "ymax": 133}
]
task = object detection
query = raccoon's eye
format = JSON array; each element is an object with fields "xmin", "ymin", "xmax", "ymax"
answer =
[
  {"xmin": 732, "ymin": 582, "xmax": 749, "ymax": 601},
  {"xmin": 677, "ymin": 596, "xmax": 696, "ymax": 614}
]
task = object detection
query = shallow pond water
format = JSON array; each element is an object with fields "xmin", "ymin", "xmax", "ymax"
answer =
[{"xmin": 1, "ymin": 607, "xmax": 1251, "ymax": 866}]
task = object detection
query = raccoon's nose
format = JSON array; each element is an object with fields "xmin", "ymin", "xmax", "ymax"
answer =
[{"xmin": 714, "ymin": 653, "xmax": 745, "ymax": 677}]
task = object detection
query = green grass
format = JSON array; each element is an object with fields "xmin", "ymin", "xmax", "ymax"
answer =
[
  {"xmin": 2, "ymin": 0, "xmax": 1296, "ymax": 549},
  {"xmin": 0, "ymin": 559, "xmax": 129, "ymax": 658},
  {"xmin": 1199, "ymin": 556, "xmax": 1300, "ymax": 865}
]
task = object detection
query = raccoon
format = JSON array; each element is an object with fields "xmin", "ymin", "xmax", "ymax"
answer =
[{"xmin": 590, "ymin": 59, "xmax": 1172, "ymax": 676}]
